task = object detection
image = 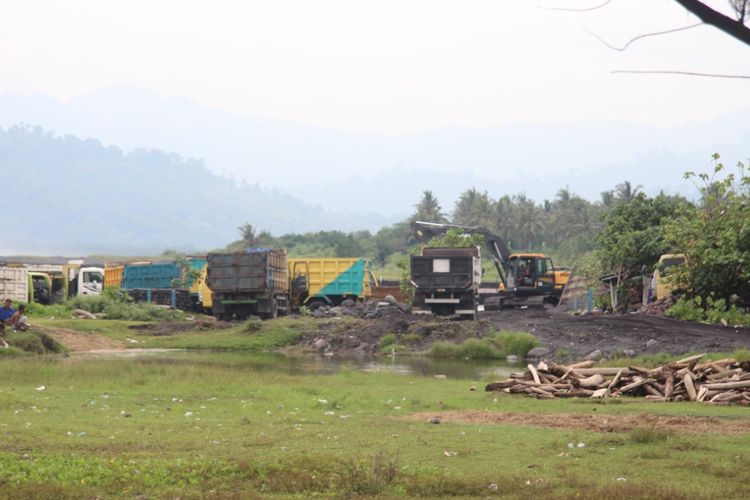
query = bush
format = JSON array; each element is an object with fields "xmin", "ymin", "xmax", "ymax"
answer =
[
  {"xmin": 490, "ymin": 331, "xmax": 539, "ymax": 357},
  {"xmin": 379, "ymin": 334, "xmax": 397, "ymax": 349},
  {"xmin": 667, "ymin": 296, "xmax": 750, "ymax": 326},
  {"xmin": 244, "ymin": 319, "xmax": 263, "ymax": 333},
  {"xmin": 5, "ymin": 331, "xmax": 64, "ymax": 354},
  {"xmin": 69, "ymin": 289, "xmax": 184, "ymax": 321},
  {"xmin": 428, "ymin": 331, "xmax": 539, "ymax": 360},
  {"xmin": 428, "ymin": 341, "xmax": 461, "ymax": 358}
]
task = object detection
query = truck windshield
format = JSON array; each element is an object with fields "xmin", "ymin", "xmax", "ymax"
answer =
[{"xmin": 83, "ymin": 272, "xmax": 103, "ymax": 284}]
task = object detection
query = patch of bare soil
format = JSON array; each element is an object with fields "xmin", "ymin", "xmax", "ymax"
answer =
[
  {"xmin": 35, "ymin": 326, "xmax": 125, "ymax": 352},
  {"xmin": 482, "ymin": 308, "xmax": 750, "ymax": 359},
  {"xmin": 404, "ymin": 410, "xmax": 750, "ymax": 434}
]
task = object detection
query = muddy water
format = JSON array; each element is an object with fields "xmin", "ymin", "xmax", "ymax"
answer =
[{"xmin": 67, "ymin": 350, "xmax": 518, "ymax": 380}]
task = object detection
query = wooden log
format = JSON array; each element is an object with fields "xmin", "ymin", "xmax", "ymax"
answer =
[
  {"xmin": 568, "ymin": 360, "xmax": 595, "ymax": 369},
  {"xmin": 684, "ymin": 374, "xmax": 697, "ymax": 401},
  {"xmin": 620, "ymin": 378, "xmax": 654, "ymax": 393},
  {"xmin": 528, "ymin": 386, "xmax": 556, "ymax": 399},
  {"xmin": 644, "ymin": 395, "xmax": 667, "ymax": 402},
  {"xmin": 644, "ymin": 384, "xmax": 664, "ymax": 397},
  {"xmin": 578, "ymin": 374, "xmax": 605, "ymax": 388},
  {"xmin": 702, "ymin": 380, "xmax": 750, "ymax": 390},
  {"xmin": 608, "ymin": 370, "xmax": 624, "ymax": 392},
  {"xmin": 537, "ymin": 361, "xmax": 549, "ymax": 371},
  {"xmin": 574, "ymin": 368, "xmax": 635, "ymax": 376},
  {"xmin": 707, "ymin": 369, "xmax": 743, "ymax": 381},
  {"xmin": 696, "ymin": 386, "xmax": 709, "ymax": 402},
  {"xmin": 674, "ymin": 353, "xmax": 706, "ymax": 365},
  {"xmin": 74, "ymin": 308, "xmax": 97, "ymax": 320},
  {"xmin": 590, "ymin": 388, "xmax": 609, "ymax": 399},
  {"xmin": 528, "ymin": 364, "xmax": 541, "ymax": 385},
  {"xmin": 664, "ymin": 372, "xmax": 674, "ymax": 399},
  {"xmin": 556, "ymin": 389, "xmax": 596, "ymax": 398}
]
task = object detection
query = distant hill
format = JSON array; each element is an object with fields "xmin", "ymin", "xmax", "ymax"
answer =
[
  {"xmin": 1, "ymin": 87, "xmax": 749, "ymax": 216},
  {"xmin": 0, "ymin": 126, "xmax": 392, "ymax": 255}
]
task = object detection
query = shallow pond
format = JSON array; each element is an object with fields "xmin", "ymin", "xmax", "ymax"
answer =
[{"xmin": 68, "ymin": 349, "xmax": 518, "ymax": 380}]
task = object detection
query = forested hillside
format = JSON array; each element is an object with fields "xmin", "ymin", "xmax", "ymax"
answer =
[{"xmin": 0, "ymin": 126, "xmax": 390, "ymax": 254}]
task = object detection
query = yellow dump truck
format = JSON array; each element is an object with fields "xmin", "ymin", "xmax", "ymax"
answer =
[
  {"xmin": 288, "ymin": 258, "xmax": 375, "ymax": 308},
  {"xmin": 104, "ymin": 265, "xmax": 124, "ymax": 289},
  {"xmin": 654, "ymin": 253, "xmax": 687, "ymax": 300}
]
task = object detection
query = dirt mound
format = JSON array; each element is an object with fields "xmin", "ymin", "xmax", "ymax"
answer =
[
  {"xmin": 404, "ymin": 410, "xmax": 750, "ymax": 434},
  {"xmin": 35, "ymin": 326, "xmax": 125, "ymax": 352},
  {"xmin": 301, "ymin": 315, "xmax": 495, "ymax": 356}
]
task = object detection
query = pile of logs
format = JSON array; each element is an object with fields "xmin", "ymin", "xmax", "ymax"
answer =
[{"xmin": 485, "ymin": 354, "xmax": 750, "ymax": 405}]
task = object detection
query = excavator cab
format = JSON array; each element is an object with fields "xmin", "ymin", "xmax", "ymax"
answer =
[{"xmin": 505, "ymin": 254, "xmax": 558, "ymax": 297}]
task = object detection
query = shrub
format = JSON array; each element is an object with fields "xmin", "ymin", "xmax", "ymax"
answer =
[
  {"xmin": 244, "ymin": 319, "xmax": 263, "ymax": 333},
  {"xmin": 667, "ymin": 296, "xmax": 750, "ymax": 326},
  {"xmin": 69, "ymin": 289, "xmax": 183, "ymax": 321},
  {"xmin": 490, "ymin": 331, "xmax": 539, "ymax": 357},
  {"xmin": 429, "ymin": 341, "xmax": 461, "ymax": 358},
  {"xmin": 379, "ymin": 334, "xmax": 397, "ymax": 349},
  {"xmin": 5, "ymin": 331, "xmax": 64, "ymax": 354}
]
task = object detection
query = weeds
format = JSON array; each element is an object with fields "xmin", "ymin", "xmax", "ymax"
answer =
[
  {"xmin": 429, "ymin": 330, "xmax": 538, "ymax": 360},
  {"xmin": 629, "ymin": 427, "xmax": 673, "ymax": 444}
]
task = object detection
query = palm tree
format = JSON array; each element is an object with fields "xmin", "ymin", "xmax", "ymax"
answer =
[{"xmin": 412, "ymin": 190, "xmax": 447, "ymax": 223}]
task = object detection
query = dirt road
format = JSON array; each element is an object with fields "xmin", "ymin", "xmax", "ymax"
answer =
[{"xmin": 483, "ymin": 308, "xmax": 750, "ymax": 359}]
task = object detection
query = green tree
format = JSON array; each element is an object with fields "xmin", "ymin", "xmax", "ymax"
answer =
[
  {"xmin": 412, "ymin": 190, "xmax": 447, "ymax": 223},
  {"xmin": 596, "ymin": 192, "xmax": 687, "ymax": 310},
  {"xmin": 453, "ymin": 188, "xmax": 494, "ymax": 228},
  {"xmin": 664, "ymin": 155, "xmax": 750, "ymax": 303}
]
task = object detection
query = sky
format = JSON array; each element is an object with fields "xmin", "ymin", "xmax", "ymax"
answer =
[{"xmin": 0, "ymin": 0, "xmax": 748, "ymax": 135}]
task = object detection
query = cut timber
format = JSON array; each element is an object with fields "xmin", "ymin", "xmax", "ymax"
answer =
[
  {"xmin": 569, "ymin": 360, "xmax": 595, "ymax": 369},
  {"xmin": 664, "ymin": 373, "xmax": 674, "ymax": 399},
  {"xmin": 578, "ymin": 374, "xmax": 605, "ymax": 388},
  {"xmin": 703, "ymin": 380, "xmax": 750, "ymax": 390},
  {"xmin": 684, "ymin": 374, "xmax": 697, "ymax": 401},
  {"xmin": 74, "ymin": 309, "xmax": 97, "ymax": 320},
  {"xmin": 574, "ymin": 368, "xmax": 635, "ymax": 376},
  {"xmin": 527, "ymin": 364, "xmax": 541, "ymax": 385},
  {"xmin": 590, "ymin": 388, "xmax": 609, "ymax": 399},
  {"xmin": 620, "ymin": 378, "xmax": 654, "ymax": 393},
  {"xmin": 608, "ymin": 370, "xmax": 623, "ymax": 391},
  {"xmin": 674, "ymin": 353, "xmax": 707, "ymax": 365},
  {"xmin": 696, "ymin": 386, "xmax": 709, "ymax": 402}
]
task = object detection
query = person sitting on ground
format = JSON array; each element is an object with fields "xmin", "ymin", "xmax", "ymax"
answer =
[
  {"xmin": 0, "ymin": 299, "xmax": 16, "ymax": 334},
  {"xmin": 8, "ymin": 304, "xmax": 30, "ymax": 332}
]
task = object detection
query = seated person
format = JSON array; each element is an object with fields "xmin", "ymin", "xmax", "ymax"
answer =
[
  {"xmin": 0, "ymin": 299, "xmax": 16, "ymax": 333},
  {"xmin": 8, "ymin": 304, "xmax": 30, "ymax": 332}
]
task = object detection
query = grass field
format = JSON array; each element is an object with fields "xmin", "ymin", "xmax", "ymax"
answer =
[{"xmin": 1, "ymin": 347, "xmax": 750, "ymax": 498}]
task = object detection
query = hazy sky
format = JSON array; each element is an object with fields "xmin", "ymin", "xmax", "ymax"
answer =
[{"xmin": 0, "ymin": 0, "xmax": 748, "ymax": 135}]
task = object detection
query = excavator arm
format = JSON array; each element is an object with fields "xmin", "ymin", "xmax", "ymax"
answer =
[{"xmin": 411, "ymin": 221, "xmax": 510, "ymax": 289}]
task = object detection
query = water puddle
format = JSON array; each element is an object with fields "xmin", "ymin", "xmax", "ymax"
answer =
[{"xmin": 63, "ymin": 349, "xmax": 517, "ymax": 380}]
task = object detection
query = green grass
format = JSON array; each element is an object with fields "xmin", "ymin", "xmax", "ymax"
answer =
[
  {"xmin": 33, "ymin": 316, "xmax": 311, "ymax": 352},
  {"xmin": 0, "ymin": 353, "xmax": 749, "ymax": 497},
  {"xmin": 429, "ymin": 330, "xmax": 539, "ymax": 360}
]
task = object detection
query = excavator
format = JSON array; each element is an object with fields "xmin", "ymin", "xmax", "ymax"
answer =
[{"xmin": 411, "ymin": 221, "xmax": 570, "ymax": 308}]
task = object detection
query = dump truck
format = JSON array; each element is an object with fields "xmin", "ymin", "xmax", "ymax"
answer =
[
  {"xmin": 410, "ymin": 247, "xmax": 482, "ymax": 318},
  {"xmin": 288, "ymin": 258, "xmax": 374, "ymax": 309},
  {"xmin": 207, "ymin": 249, "xmax": 290, "ymax": 320},
  {"xmin": 0, "ymin": 262, "xmax": 103, "ymax": 304},
  {"xmin": 411, "ymin": 221, "xmax": 570, "ymax": 308},
  {"xmin": 654, "ymin": 253, "xmax": 687, "ymax": 301},
  {"xmin": 104, "ymin": 265, "xmax": 124, "ymax": 289}
]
